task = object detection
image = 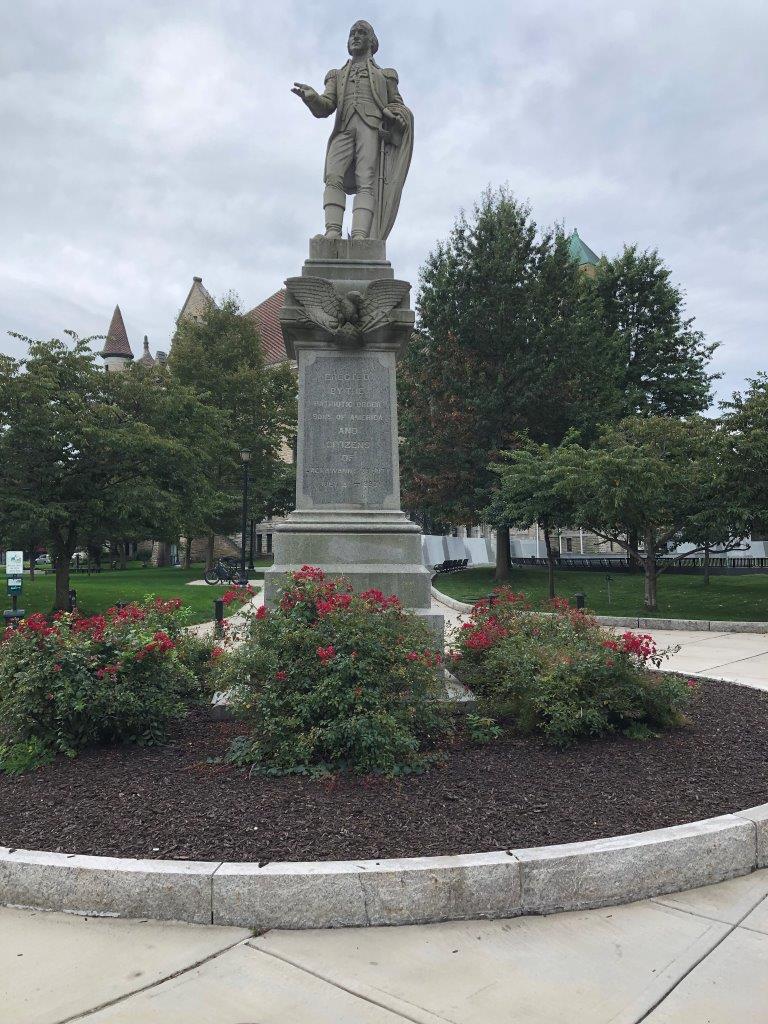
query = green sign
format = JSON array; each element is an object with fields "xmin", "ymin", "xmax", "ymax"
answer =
[{"xmin": 7, "ymin": 577, "xmax": 22, "ymax": 595}]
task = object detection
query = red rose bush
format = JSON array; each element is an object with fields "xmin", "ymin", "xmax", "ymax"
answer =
[
  {"xmin": 213, "ymin": 567, "xmax": 449, "ymax": 775},
  {"xmin": 453, "ymin": 589, "xmax": 691, "ymax": 746},
  {"xmin": 0, "ymin": 598, "xmax": 211, "ymax": 772}
]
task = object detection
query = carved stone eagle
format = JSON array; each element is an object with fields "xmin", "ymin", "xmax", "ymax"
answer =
[{"xmin": 285, "ymin": 276, "xmax": 410, "ymax": 346}]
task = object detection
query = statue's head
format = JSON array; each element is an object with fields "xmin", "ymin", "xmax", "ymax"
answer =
[{"xmin": 347, "ymin": 20, "xmax": 378, "ymax": 58}]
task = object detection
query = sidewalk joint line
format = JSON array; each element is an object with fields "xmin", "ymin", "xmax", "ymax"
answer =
[
  {"xmin": 55, "ymin": 933, "xmax": 251, "ymax": 1024},
  {"xmin": 633, "ymin": 882, "xmax": 768, "ymax": 1022},
  {"xmin": 251, "ymin": 941, "xmax": 452, "ymax": 1024}
]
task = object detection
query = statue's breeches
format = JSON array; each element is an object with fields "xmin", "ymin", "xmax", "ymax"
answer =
[{"xmin": 325, "ymin": 113, "xmax": 379, "ymax": 205}]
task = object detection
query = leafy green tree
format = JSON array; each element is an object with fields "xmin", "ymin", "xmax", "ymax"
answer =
[
  {"xmin": 587, "ymin": 245, "xmax": 719, "ymax": 418},
  {"xmin": 719, "ymin": 373, "xmax": 768, "ymax": 561},
  {"xmin": 551, "ymin": 416, "xmax": 741, "ymax": 611},
  {"xmin": 0, "ymin": 334, "xmax": 212, "ymax": 609},
  {"xmin": 399, "ymin": 188, "xmax": 616, "ymax": 581},
  {"xmin": 485, "ymin": 440, "xmax": 579, "ymax": 599},
  {"xmin": 679, "ymin": 421, "xmax": 751, "ymax": 584},
  {"xmin": 168, "ymin": 294, "xmax": 297, "ymax": 568}
]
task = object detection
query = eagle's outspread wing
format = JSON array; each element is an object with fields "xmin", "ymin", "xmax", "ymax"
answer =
[
  {"xmin": 359, "ymin": 279, "xmax": 411, "ymax": 336},
  {"xmin": 286, "ymin": 276, "xmax": 344, "ymax": 335}
]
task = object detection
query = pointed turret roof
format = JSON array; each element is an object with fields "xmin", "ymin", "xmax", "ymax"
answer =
[
  {"xmin": 101, "ymin": 305, "xmax": 134, "ymax": 359},
  {"xmin": 567, "ymin": 229, "xmax": 599, "ymax": 268},
  {"xmin": 247, "ymin": 289, "xmax": 288, "ymax": 365},
  {"xmin": 178, "ymin": 275, "xmax": 214, "ymax": 322},
  {"xmin": 137, "ymin": 335, "xmax": 156, "ymax": 367}
]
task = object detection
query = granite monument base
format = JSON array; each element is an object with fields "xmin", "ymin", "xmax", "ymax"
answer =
[{"xmin": 264, "ymin": 236, "xmax": 443, "ymax": 647}]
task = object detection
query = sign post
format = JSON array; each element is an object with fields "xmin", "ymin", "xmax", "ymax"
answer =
[{"xmin": 4, "ymin": 550, "xmax": 25, "ymax": 625}]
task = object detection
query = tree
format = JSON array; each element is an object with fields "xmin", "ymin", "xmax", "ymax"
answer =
[
  {"xmin": 399, "ymin": 188, "xmax": 617, "ymax": 581},
  {"xmin": 551, "ymin": 416, "xmax": 741, "ymax": 611},
  {"xmin": 168, "ymin": 295, "xmax": 296, "ymax": 568},
  {"xmin": 0, "ymin": 334, "xmax": 213, "ymax": 609},
  {"xmin": 720, "ymin": 374, "xmax": 768, "ymax": 534},
  {"xmin": 587, "ymin": 245, "xmax": 719, "ymax": 418},
  {"xmin": 679, "ymin": 420, "xmax": 751, "ymax": 584},
  {"xmin": 485, "ymin": 440, "xmax": 578, "ymax": 598}
]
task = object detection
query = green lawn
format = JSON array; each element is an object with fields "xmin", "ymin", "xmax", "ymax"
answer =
[
  {"xmin": 1, "ymin": 564, "xmax": 268, "ymax": 625},
  {"xmin": 434, "ymin": 566, "xmax": 768, "ymax": 622}
]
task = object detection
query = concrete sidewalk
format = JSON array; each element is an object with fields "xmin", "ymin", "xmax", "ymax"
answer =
[{"xmin": 3, "ymin": 869, "xmax": 768, "ymax": 1022}]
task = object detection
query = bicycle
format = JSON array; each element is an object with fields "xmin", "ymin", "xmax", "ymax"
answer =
[{"xmin": 204, "ymin": 556, "xmax": 248, "ymax": 586}]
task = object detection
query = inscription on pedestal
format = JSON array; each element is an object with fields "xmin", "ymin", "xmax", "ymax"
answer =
[{"xmin": 303, "ymin": 355, "xmax": 393, "ymax": 507}]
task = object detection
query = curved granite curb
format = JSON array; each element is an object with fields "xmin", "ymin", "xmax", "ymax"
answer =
[
  {"xmin": 2, "ymin": 805, "xmax": 766, "ymax": 929},
  {"xmin": 430, "ymin": 587, "xmax": 768, "ymax": 633}
]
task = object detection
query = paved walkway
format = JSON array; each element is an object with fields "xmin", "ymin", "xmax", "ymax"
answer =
[
  {"xmin": 4, "ymin": 869, "xmax": 768, "ymax": 1022},
  {"xmin": 4, "ymin": 599, "xmax": 766, "ymax": 1022}
]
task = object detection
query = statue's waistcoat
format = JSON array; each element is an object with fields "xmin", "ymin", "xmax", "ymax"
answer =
[{"xmin": 334, "ymin": 59, "xmax": 388, "ymax": 133}]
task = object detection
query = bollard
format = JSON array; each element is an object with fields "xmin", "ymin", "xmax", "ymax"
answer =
[
  {"xmin": 214, "ymin": 597, "xmax": 225, "ymax": 638},
  {"xmin": 574, "ymin": 592, "xmax": 586, "ymax": 610}
]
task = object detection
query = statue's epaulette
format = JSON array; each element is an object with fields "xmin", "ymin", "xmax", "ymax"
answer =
[
  {"xmin": 324, "ymin": 69, "xmax": 338, "ymax": 84},
  {"xmin": 382, "ymin": 67, "xmax": 399, "ymax": 83}
]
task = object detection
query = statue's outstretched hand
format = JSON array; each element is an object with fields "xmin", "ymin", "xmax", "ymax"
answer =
[{"xmin": 292, "ymin": 82, "xmax": 317, "ymax": 103}]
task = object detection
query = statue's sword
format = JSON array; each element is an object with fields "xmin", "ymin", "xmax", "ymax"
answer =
[{"xmin": 375, "ymin": 127, "xmax": 391, "ymax": 240}]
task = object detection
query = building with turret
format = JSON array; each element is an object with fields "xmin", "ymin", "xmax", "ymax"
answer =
[{"xmin": 100, "ymin": 306, "xmax": 134, "ymax": 371}]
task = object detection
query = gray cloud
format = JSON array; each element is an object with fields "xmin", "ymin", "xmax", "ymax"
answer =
[{"xmin": 1, "ymin": 0, "xmax": 766, "ymax": 402}]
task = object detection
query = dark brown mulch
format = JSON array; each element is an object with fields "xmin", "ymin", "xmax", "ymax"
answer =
[{"xmin": 1, "ymin": 678, "xmax": 767, "ymax": 863}]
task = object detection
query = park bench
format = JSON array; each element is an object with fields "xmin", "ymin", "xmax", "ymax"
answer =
[{"xmin": 432, "ymin": 558, "xmax": 469, "ymax": 574}]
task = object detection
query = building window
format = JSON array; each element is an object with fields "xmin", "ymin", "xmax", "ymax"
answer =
[
  {"xmin": 565, "ymin": 538, "xmax": 573, "ymax": 553},
  {"xmin": 266, "ymin": 533, "xmax": 273, "ymax": 554}
]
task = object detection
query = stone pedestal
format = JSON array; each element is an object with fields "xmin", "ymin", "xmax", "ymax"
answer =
[{"xmin": 264, "ymin": 237, "xmax": 442, "ymax": 644}]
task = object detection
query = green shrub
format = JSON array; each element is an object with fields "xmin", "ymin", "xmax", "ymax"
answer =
[
  {"xmin": 214, "ymin": 567, "xmax": 450, "ymax": 775},
  {"xmin": 0, "ymin": 598, "xmax": 210, "ymax": 770},
  {"xmin": 453, "ymin": 591, "xmax": 693, "ymax": 746}
]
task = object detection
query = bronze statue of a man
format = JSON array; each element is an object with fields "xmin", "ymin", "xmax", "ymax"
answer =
[{"xmin": 292, "ymin": 20, "xmax": 414, "ymax": 241}]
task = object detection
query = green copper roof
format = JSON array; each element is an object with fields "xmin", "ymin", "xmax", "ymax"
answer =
[{"xmin": 567, "ymin": 229, "xmax": 599, "ymax": 267}]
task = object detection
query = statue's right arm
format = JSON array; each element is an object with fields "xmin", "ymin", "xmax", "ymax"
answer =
[{"xmin": 294, "ymin": 69, "xmax": 337, "ymax": 118}]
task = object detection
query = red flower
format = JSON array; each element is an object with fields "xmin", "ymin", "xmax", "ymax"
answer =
[
  {"xmin": 53, "ymin": 663, "xmax": 62, "ymax": 672},
  {"xmin": 406, "ymin": 651, "xmax": 419, "ymax": 662},
  {"xmin": 211, "ymin": 646, "xmax": 225, "ymax": 659},
  {"xmin": 255, "ymin": 605, "xmax": 267, "ymax": 619},
  {"xmin": 292, "ymin": 565, "xmax": 326, "ymax": 582},
  {"xmin": 621, "ymin": 632, "xmax": 657, "ymax": 662},
  {"xmin": 275, "ymin": 670, "xmax": 287, "ymax": 681},
  {"xmin": 316, "ymin": 644, "xmax": 336, "ymax": 662},
  {"xmin": 687, "ymin": 678, "xmax": 697, "ymax": 689}
]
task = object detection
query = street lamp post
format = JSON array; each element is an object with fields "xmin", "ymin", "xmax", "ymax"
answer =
[
  {"xmin": 239, "ymin": 448, "xmax": 251, "ymax": 585},
  {"xmin": 248, "ymin": 517, "xmax": 255, "ymax": 571}
]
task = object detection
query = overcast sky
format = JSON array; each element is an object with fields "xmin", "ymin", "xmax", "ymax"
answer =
[{"xmin": 1, "ymin": 0, "xmax": 766, "ymax": 403}]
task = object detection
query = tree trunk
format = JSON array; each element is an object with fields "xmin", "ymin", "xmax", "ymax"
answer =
[
  {"xmin": 703, "ymin": 541, "xmax": 711, "ymax": 585},
  {"xmin": 182, "ymin": 536, "xmax": 192, "ymax": 569},
  {"xmin": 205, "ymin": 532, "xmax": 216, "ymax": 572},
  {"xmin": 641, "ymin": 526, "xmax": 659, "ymax": 611},
  {"xmin": 628, "ymin": 528, "xmax": 641, "ymax": 571},
  {"xmin": 494, "ymin": 526, "xmax": 511, "ymax": 583},
  {"xmin": 53, "ymin": 550, "xmax": 72, "ymax": 612},
  {"xmin": 28, "ymin": 550, "xmax": 35, "ymax": 581},
  {"xmin": 120, "ymin": 540, "xmax": 128, "ymax": 570},
  {"xmin": 542, "ymin": 520, "xmax": 556, "ymax": 599}
]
